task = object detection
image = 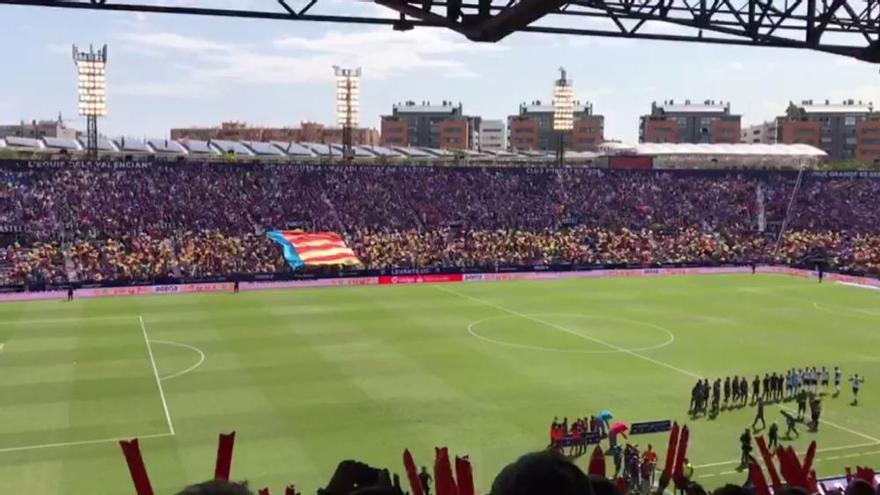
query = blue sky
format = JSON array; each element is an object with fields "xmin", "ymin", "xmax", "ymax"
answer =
[{"xmin": 1, "ymin": 1, "xmax": 877, "ymax": 143}]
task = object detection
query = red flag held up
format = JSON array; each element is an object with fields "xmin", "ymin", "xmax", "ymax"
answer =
[
  {"xmin": 755, "ymin": 436, "xmax": 781, "ymax": 489},
  {"xmin": 588, "ymin": 445, "xmax": 606, "ymax": 477},
  {"xmin": 748, "ymin": 458, "xmax": 771, "ymax": 495},
  {"xmin": 403, "ymin": 449, "xmax": 425, "ymax": 495},
  {"xmin": 455, "ymin": 456, "xmax": 475, "ymax": 495},
  {"xmin": 672, "ymin": 426, "xmax": 690, "ymax": 488},
  {"xmin": 119, "ymin": 439, "xmax": 155, "ymax": 495},
  {"xmin": 661, "ymin": 422, "xmax": 680, "ymax": 484},
  {"xmin": 215, "ymin": 432, "xmax": 236, "ymax": 481}
]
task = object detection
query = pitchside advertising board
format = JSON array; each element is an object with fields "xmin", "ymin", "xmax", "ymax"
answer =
[
  {"xmin": 560, "ymin": 431, "xmax": 602, "ymax": 447},
  {"xmin": 557, "ymin": 421, "xmax": 670, "ymax": 447},
  {"xmin": 3, "ymin": 265, "xmax": 880, "ymax": 302},
  {"xmin": 630, "ymin": 420, "xmax": 672, "ymax": 435}
]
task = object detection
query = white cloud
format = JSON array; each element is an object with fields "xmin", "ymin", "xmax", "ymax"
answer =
[
  {"xmin": 121, "ymin": 32, "xmax": 230, "ymax": 52},
  {"xmin": 114, "ymin": 27, "xmax": 501, "ymax": 96},
  {"xmin": 115, "ymin": 80, "xmax": 218, "ymax": 98}
]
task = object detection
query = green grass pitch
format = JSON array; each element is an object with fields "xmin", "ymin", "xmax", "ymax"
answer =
[{"xmin": 1, "ymin": 274, "xmax": 880, "ymax": 494}]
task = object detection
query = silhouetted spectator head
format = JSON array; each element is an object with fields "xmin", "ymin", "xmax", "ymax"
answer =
[
  {"xmin": 845, "ymin": 479, "xmax": 876, "ymax": 495},
  {"xmin": 490, "ymin": 450, "xmax": 602, "ymax": 495},
  {"xmin": 775, "ymin": 485, "xmax": 810, "ymax": 495},
  {"xmin": 684, "ymin": 482, "xmax": 708, "ymax": 495},
  {"xmin": 586, "ymin": 475, "xmax": 619, "ymax": 495},
  {"xmin": 712, "ymin": 483, "xmax": 747, "ymax": 495},
  {"xmin": 176, "ymin": 480, "xmax": 254, "ymax": 495}
]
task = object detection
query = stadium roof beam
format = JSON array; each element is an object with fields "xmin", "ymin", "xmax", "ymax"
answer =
[{"xmin": 1, "ymin": 0, "xmax": 878, "ymax": 62}]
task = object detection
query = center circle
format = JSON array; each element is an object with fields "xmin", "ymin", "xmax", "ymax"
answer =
[{"xmin": 467, "ymin": 313, "xmax": 675, "ymax": 354}]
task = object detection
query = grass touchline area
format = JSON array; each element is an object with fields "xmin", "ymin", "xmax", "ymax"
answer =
[{"xmin": 0, "ymin": 274, "xmax": 877, "ymax": 494}]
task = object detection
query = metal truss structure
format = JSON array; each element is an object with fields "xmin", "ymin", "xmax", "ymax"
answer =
[{"xmin": 1, "ymin": 0, "xmax": 878, "ymax": 62}]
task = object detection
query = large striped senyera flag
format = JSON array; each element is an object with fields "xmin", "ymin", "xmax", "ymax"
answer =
[{"xmin": 266, "ymin": 231, "xmax": 361, "ymax": 270}]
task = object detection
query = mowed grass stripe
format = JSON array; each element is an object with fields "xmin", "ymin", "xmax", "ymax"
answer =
[{"xmin": 0, "ymin": 314, "xmax": 166, "ymax": 453}]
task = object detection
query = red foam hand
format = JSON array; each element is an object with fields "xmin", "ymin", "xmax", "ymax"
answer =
[
  {"xmin": 748, "ymin": 458, "xmax": 772, "ymax": 495},
  {"xmin": 434, "ymin": 447, "xmax": 458, "ymax": 495},
  {"xmin": 856, "ymin": 467, "xmax": 877, "ymax": 487},
  {"xmin": 214, "ymin": 432, "xmax": 236, "ymax": 481},
  {"xmin": 776, "ymin": 447, "xmax": 796, "ymax": 486},
  {"xmin": 803, "ymin": 441, "xmax": 817, "ymax": 475},
  {"xmin": 588, "ymin": 445, "xmax": 606, "ymax": 478},
  {"xmin": 755, "ymin": 436, "xmax": 781, "ymax": 490},
  {"xmin": 672, "ymin": 426, "xmax": 690, "ymax": 489},
  {"xmin": 403, "ymin": 449, "xmax": 425, "ymax": 495},
  {"xmin": 661, "ymin": 422, "xmax": 680, "ymax": 485},
  {"xmin": 119, "ymin": 439, "xmax": 155, "ymax": 495},
  {"xmin": 455, "ymin": 456, "xmax": 475, "ymax": 495},
  {"xmin": 777, "ymin": 446, "xmax": 811, "ymax": 490}
]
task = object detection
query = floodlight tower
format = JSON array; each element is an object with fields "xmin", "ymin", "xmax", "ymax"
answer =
[
  {"xmin": 552, "ymin": 66, "xmax": 574, "ymax": 166},
  {"xmin": 334, "ymin": 66, "xmax": 361, "ymax": 161},
  {"xmin": 73, "ymin": 44, "xmax": 108, "ymax": 160}
]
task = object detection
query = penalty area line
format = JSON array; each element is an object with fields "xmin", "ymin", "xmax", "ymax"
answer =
[
  {"xmin": 139, "ymin": 316, "xmax": 175, "ymax": 436},
  {"xmin": 0, "ymin": 432, "xmax": 174, "ymax": 455}
]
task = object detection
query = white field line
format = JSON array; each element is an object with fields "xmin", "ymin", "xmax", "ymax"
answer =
[
  {"xmin": 436, "ymin": 284, "xmax": 703, "ymax": 379},
  {"xmin": 0, "ymin": 343, "xmax": 4, "ymax": 355},
  {"xmin": 0, "ymin": 432, "xmax": 174, "ymax": 455},
  {"xmin": 466, "ymin": 313, "xmax": 676, "ymax": 354},
  {"xmin": 0, "ymin": 315, "xmax": 135, "ymax": 326},
  {"xmin": 813, "ymin": 301, "xmax": 880, "ymax": 318},
  {"xmin": 695, "ymin": 441, "xmax": 880, "ymax": 469},
  {"xmin": 836, "ymin": 282, "xmax": 880, "ymax": 292},
  {"xmin": 434, "ymin": 285, "xmax": 880, "ymax": 452},
  {"xmin": 697, "ymin": 449, "xmax": 880, "ymax": 478},
  {"xmin": 778, "ymin": 405, "xmax": 880, "ymax": 443},
  {"xmin": 151, "ymin": 340, "xmax": 206, "ymax": 381},
  {"xmin": 139, "ymin": 316, "xmax": 175, "ymax": 435}
]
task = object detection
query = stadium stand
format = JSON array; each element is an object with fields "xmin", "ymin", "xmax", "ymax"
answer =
[
  {"xmin": 42, "ymin": 137, "xmax": 82, "ymax": 152},
  {"xmin": 272, "ymin": 141, "xmax": 316, "ymax": 157},
  {"xmin": 115, "ymin": 137, "xmax": 151, "ymax": 153},
  {"xmin": 211, "ymin": 139, "xmax": 253, "ymax": 156},
  {"xmin": 96, "ymin": 137, "xmax": 118, "ymax": 152},
  {"xmin": 364, "ymin": 145, "xmax": 404, "ymax": 157},
  {"xmin": 180, "ymin": 139, "xmax": 218, "ymax": 156},
  {"xmin": 244, "ymin": 141, "xmax": 287, "ymax": 157},
  {"xmin": 148, "ymin": 138, "xmax": 187, "ymax": 155},
  {"xmin": 392, "ymin": 146, "xmax": 433, "ymax": 158},
  {"xmin": 302, "ymin": 142, "xmax": 343, "ymax": 156},
  {"xmin": 3, "ymin": 136, "xmax": 43, "ymax": 150},
  {"xmin": 0, "ymin": 162, "xmax": 879, "ymax": 288}
]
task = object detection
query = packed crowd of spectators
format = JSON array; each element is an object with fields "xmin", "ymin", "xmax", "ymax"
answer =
[{"xmin": 1, "ymin": 163, "xmax": 879, "ymax": 286}]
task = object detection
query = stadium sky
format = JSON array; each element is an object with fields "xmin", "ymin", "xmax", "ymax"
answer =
[{"xmin": 1, "ymin": 1, "xmax": 878, "ymax": 143}]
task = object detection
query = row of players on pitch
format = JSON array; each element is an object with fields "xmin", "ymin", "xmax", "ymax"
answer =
[{"xmin": 690, "ymin": 367, "xmax": 865, "ymax": 416}]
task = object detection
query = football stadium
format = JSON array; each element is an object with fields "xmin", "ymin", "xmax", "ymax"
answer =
[{"xmin": 2, "ymin": 2, "xmax": 880, "ymax": 495}]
